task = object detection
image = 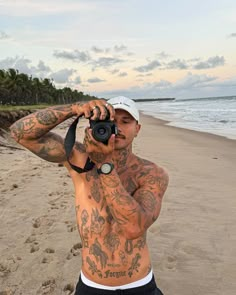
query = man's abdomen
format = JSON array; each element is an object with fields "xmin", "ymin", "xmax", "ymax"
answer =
[{"xmin": 80, "ymin": 232, "xmax": 152, "ymax": 286}]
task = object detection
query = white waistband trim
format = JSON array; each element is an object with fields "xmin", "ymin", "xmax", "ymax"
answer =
[{"xmin": 81, "ymin": 269, "xmax": 153, "ymax": 290}]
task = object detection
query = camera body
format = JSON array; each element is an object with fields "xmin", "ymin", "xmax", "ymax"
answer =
[{"xmin": 89, "ymin": 116, "xmax": 118, "ymax": 145}]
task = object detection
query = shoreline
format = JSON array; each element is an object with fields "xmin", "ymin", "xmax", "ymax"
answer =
[{"xmin": 140, "ymin": 111, "xmax": 236, "ymax": 143}]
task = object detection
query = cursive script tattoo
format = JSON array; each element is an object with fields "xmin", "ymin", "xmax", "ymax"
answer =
[{"xmin": 104, "ymin": 270, "xmax": 126, "ymax": 279}]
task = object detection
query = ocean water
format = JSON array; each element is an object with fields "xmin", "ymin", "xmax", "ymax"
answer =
[{"xmin": 136, "ymin": 96, "xmax": 236, "ymax": 140}]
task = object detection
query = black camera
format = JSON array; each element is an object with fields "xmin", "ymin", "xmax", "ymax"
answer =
[{"xmin": 89, "ymin": 112, "xmax": 117, "ymax": 144}]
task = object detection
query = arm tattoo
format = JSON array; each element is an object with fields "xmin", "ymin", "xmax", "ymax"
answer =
[{"xmin": 36, "ymin": 110, "xmax": 58, "ymax": 125}]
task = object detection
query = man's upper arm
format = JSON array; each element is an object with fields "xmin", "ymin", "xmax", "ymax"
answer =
[
  {"xmin": 133, "ymin": 164, "xmax": 169, "ymax": 229},
  {"xmin": 18, "ymin": 131, "xmax": 68, "ymax": 163}
]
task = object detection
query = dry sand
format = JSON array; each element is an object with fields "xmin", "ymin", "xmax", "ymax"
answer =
[{"xmin": 0, "ymin": 113, "xmax": 236, "ymax": 295}]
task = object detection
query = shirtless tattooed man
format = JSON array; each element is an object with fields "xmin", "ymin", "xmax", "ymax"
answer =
[{"xmin": 10, "ymin": 96, "xmax": 169, "ymax": 295}]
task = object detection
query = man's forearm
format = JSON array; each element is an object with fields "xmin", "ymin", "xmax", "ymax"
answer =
[
  {"xmin": 10, "ymin": 104, "xmax": 81, "ymax": 142},
  {"xmin": 99, "ymin": 171, "xmax": 146, "ymax": 239}
]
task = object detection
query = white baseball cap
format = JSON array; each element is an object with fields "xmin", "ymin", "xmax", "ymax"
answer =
[{"xmin": 107, "ymin": 96, "xmax": 139, "ymax": 121}]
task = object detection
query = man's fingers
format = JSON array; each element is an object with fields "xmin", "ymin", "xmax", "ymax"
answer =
[
  {"xmin": 80, "ymin": 100, "xmax": 115, "ymax": 121},
  {"xmin": 83, "ymin": 105, "xmax": 92, "ymax": 118},
  {"xmin": 105, "ymin": 103, "xmax": 115, "ymax": 121},
  {"xmin": 107, "ymin": 134, "xmax": 115, "ymax": 149},
  {"xmin": 90, "ymin": 106, "xmax": 101, "ymax": 120}
]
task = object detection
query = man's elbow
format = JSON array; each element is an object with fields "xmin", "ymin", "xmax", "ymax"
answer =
[
  {"xmin": 10, "ymin": 124, "xmax": 20, "ymax": 143},
  {"xmin": 123, "ymin": 225, "xmax": 146, "ymax": 240}
]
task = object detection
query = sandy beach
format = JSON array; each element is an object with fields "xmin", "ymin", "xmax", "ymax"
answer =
[{"xmin": 0, "ymin": 113, "xmax": 236, "ymax": 295}]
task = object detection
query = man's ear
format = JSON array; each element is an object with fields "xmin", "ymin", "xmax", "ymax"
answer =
[{"xmin": 135, "ymin": 123, "xmax": 141, "ymax": 137}]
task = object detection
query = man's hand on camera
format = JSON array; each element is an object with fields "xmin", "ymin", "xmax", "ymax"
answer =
[
  {"xmin": 72, "ymin": 100, "xmax": 115, "ymax": 121},
  {"xmin": 83, "ymin": 127, "xmax": 115, "ymax": 165}
]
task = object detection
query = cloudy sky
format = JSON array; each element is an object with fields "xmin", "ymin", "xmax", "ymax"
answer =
[{"xmin": 0, "ymin": 0, "xmax": 236, "ymax": 99}]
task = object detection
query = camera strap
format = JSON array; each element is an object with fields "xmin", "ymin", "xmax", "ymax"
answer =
[{"xmin": 64, "ymin": 116, "xmax": 95, "ymax": 173}]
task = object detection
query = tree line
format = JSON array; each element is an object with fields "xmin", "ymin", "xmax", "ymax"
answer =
[{"xmin": 0, "ymin": 68, "xmax": 98, "ymax": 105}]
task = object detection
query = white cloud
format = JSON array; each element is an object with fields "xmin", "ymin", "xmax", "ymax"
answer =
[
  {"xmin": 133, "ymin": 55, "xmax": 226, "ymax": 72},
  {"xmin": 194, "ymin": 56, "xmax": 225, "ymax": 69},
  {"xmin": 53, "ymin": 50, "xmax": 91, "ymax": 63},
  {"xmin": 91, "ymin": 45, "xmax": 130, "ymax": 55},
  {"xmin": 37, "ymin": 60, "xmax": 51, "ymax": 73},
  {"xmin": 74, "ymin": 75, "xmax": 82, "ymax": 84},
  {"xmin": 87, "ymin": 77, "xmax": 105, "ymax": 83},
  {"xmin": 0, "ymin": 56, "xmax": 52, "ymax": 77},
  {"xmin": 156, "ymin": 51, "xmax": 170, "ymax": 59},
  {"xmin": 134, "ymin": 60, "xmax": 161, "ymax": 73},
  {"xmin": 114, "ymin": 45, "xmax": 127, "ymax": 52},
  {"xmin": 110, "ymin": 69, "xmax": 119, "ymax": 75},
  {"xmin": 118, "ymin": 72, "xmax": 128, "ymax": 77},
  {"xmin": 228, "ymin": 32, "xmax": 236, "ymax": 38},
  {"xmin": 165, "ymin": 59, "xmax": 189, "ymax": 70},
  {"xmin": 92, "ymin": 57, "xmax": 125, "ymax": 69},
  {"xmin": 174, "ymin": 72, "xmax": 217, "ymax": 89},
  {"xmin": 91, "ymin": 46, "xmax": 104, "ymax": 53},
  {"xmin": 49, "ymin": 68, "xmax": 75, "ymax": 84},
  {"xmin": 92, "ymin": 73, "xmax": 224, "ymax": 99}
]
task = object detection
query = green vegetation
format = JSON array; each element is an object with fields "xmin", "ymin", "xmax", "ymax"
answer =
[
  {"xmin": 0, "ymin": 68, "xmax": 98, "ymax": 106},
  {"xmin": 0, "ymin": 104, "xmax": 51, "ymax": 111}
]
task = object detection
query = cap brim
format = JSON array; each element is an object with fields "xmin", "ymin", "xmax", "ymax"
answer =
[{"xmin": 112, "ymin": 104, "xmax": 139, "ymax": 121}]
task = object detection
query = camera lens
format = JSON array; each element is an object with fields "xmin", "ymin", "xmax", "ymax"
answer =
[
  {"xmin": 98, "ymin": 127, "xmax": 106, "ymax": 135},
  {"xmin": 92, "ymin": 122, "xmax": 112, "ymax": 143}
]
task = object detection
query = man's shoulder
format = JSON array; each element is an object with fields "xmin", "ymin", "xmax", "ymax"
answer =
[
  {"xmin": 133, "ymin": 155, "xmax": 169, "ymax": 179},
  {"xmin": 133, "ymin": 155, "xmax": 159, "ymax": 170},
  {"xmin": 132, "ymin": 156, "xmax": 169, "ymax": 192}
]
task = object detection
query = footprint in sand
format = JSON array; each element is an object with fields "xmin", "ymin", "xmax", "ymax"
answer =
[
  {"xmin": 30, "ymin": 245, "xmax": 40, "ymax": 253},
  {"xmin": 68, "ymin": 243, "xmax": 82, "ymax": 258},
  {"xmin": 32, "ymin": 216, "xmax": 54, "ymax": 229},
  {"xmin": 32, "ymin": 218, "xmax": 41, "ymax": 228},
  {"xmin": 37, "ymin": 279, "xmax": 56, "ymax": 294},
  {"xmin": 49, "ymin": 202, "xmax": 59, "ymax": 210},
  {"xmin": 48, "ymin": 196, "xmax": 66, "ymax": 210},
  {"xmin": 25, "ymin": 234, "xmax": 40, "ymax": 253},
  {"xmin": 10, "ymin": 183, "xmax": 18, "ymax": 190},
  {"xmin": 63, "ymin": 283, "xmax": 74, "ymax": 294},
  {"xmin": 44, "ymin": 248, "xmax": 55, "ymax": 254},
  {"xmin": 0, "ymin": 257, "xmax": 19, "ymax": 277},
  {"xmin": 165, "ymin": 255, "xmax": 177, "ymax": 270},
  {"xmin": 25, "ymin": 235, "xmax": 37, "ymax": 244},
  {"xmin": 0, "ymin": 286, "xmax": 17, "ymax": 294},
  {"xmin": 41, "ymin": 256, "xmax": 54, "ymax": 264},
  {"xmin": 65, "ymin": 221, "xmax": 77, "ymax": 232}
]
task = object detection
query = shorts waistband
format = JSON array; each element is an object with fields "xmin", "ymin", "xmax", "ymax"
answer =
[{"xmin": 81, "ymin": 269, "xmax": 153, "ymax": 290}]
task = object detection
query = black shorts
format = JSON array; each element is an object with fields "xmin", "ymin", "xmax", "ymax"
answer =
[{"xmin": 74, "ymin": 275, "xmax": 164, "ymax": 295}]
